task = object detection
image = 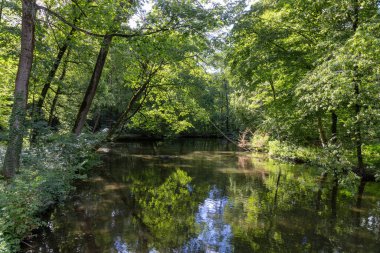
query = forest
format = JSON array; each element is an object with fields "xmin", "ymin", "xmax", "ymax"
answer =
[{"xmin": 0, "ymin": 0, "xmax": 380, "ymax": 252}]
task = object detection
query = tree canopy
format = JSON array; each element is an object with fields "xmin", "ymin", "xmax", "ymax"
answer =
[{"xmin": 0, "ymin": 0, "xmax": 379, "ymax": 177}]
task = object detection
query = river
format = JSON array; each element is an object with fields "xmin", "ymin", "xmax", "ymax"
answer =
[{"xmin": 26, "ymin": 139, "xmax": 380, "ymax": 253}]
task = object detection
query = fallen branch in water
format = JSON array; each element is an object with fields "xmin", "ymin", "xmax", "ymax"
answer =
[{"xmin": 208, "ymin": 119, "xmax": 251, "ymax": 151}]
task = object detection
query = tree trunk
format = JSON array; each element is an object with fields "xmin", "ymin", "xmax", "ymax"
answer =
[
  {"xmin": 107, "ymin": 81, "xmax": 149, "ymax": 140},
  {"xmin": 269, "ymin": 80, "xmax": 276, "ymax": 100},
  {"xmin": 317, "ymin": 115, "xmax": 327, "ymax": 147},
  {"xmin": 352, "ymin": 0, "xmax": 364, "ymax": 175},
  {"xmin": 92, "ymin": 109, "xmax": 101, "ymax": 133},
  {"xmin": 48, "ymin": 51, "xmax": 70, "ymax": 127},
  {"xmin": 36, "ymin": 26, "xmax": 76, "ymax": 112},
  {"xmin": 224, "ymin": 80, "xmax": 230, "ymax": 132},
  {"xmin": 47, "ymin": 85, "xmax": 61, "ymax": 127},
  {"xmin": 2, "ymin": 0, "xmax": 35, "ymax": 178},
  {"xmin": 331, "ymin": 111, "xmax": 338, "ymax": 143},
  {"xmin": 0, "ymin": 0, "xmax": 4, "ymax": 22},
  {"xmin": 30, "ymin": 26, "xmax": 77, "ymax": 142},
  {"xmin": 354, "ymin": 68, "xmax": 364, "ymax": 175},
  {"xmin": 72, "ymin": 35, "xmax": 113, "ymax": 135}
]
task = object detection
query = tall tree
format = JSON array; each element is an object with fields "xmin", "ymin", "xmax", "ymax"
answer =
[
  {"xmin": 351, "ymin": 0, "xmax": 364, "ymax": 175},
  {"xmin": 36, "ymin": 26, "xmax": 77, "ymax": 115},
  {"xmin": 2, "ymin": 0, "xmax": 36, "ymax": 178},
  {"xmin": 48, "ymin": 49, "xmax": 71, "ymax": 127},
  {"xmin": 72, "ymin": 34, "xmax": 113, "ymax": 135}
]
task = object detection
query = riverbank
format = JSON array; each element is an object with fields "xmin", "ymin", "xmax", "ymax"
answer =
[
  {"xmin": 0, "ymin": 134, "xmax": 103, "ymax": 253},
  {"xmin": 113, "ymin": 134, "xmax": 380, "ymax": 181},
  {"xmin": 261, "ymin": 139, "xmax": 380, "ymax": 181}
]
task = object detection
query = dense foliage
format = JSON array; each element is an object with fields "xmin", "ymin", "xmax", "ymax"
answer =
[
  {"xmin": 0, "ymin": 133, "xmax": 102, "ymax": 252},
  {"xmin": 227, "ymin": 0, "xmax": 380, "ymax": 177},
  {"xmin": 1, "ymin": 0, "xmax": 380, "ymax": 251}
]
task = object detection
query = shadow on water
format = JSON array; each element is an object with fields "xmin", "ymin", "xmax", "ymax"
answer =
[{"xmin": 25, "ymin": 139, "xmax": 380, "ymax": 253}]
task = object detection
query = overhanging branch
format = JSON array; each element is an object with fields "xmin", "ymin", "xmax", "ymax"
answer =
[{"xmin": 36, "ymin": 4, "xmax": 180, "ymax": 39}]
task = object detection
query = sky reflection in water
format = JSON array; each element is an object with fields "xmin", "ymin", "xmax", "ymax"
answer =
[
  {"xmin": 182, "ymin": 187, "xmax": 232, "ymax": 253},
  {"xmin": 113, "ymin": 186, "xmax": 232, "ymax": 253}
]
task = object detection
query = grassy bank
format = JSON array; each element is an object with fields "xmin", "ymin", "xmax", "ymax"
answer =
[
  {"xmin": 249, "ymin": 135, "xmax": 380, "ymax": 180},
  {"xmin": 0, "ymin": 134, "xmax": 103, "ymax": 253}
]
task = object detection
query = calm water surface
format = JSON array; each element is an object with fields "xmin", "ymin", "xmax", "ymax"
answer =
[{"xmin": 27, "ymin": 139, "xmax": 380, "ymax": 253}]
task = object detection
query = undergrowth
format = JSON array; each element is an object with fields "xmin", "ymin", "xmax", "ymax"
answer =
[
  {"xmin": 0, "ymin": 133, "xmax": 104, "ymax": 253},
  {"xmin": 251, "ymin": 135, "xmax": 380, "ymax": 179}
]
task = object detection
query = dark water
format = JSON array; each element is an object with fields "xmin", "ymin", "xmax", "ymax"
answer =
[{"xmin": 27, "ymin": 139, "xmax": 380, "ymax": 253}]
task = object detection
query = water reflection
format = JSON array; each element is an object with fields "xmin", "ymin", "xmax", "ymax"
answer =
[
  {"xmin": 25, "ymin": 139, "xmax": 380, "ymax": 253},
  {"xmin": 182, "ymin": 187, "xmax": 232, "ymax": 253},
  {"xmin": 113, "ymin": 237, "xmax": 159, "ymax": 253}
]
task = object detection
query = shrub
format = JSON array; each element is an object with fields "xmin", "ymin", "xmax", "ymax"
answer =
[
  {"xmin": 250, "ymin": 132, "xmax": 270, "ymax": 152},
  {"xmin": 0, "ymin": 133, "xmax": 103, "ymax": 253}
]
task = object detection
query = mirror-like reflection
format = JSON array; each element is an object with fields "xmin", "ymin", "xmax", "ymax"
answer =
[
  {"xmin": 26, "ymin": 139, "xmax": 380, "ymax": 253},
  {"xmin": 182, "ymin": 187, "xmax": 232, "ymax": 253}
]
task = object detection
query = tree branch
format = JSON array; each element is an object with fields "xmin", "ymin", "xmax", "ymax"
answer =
[{"xmin": 36, "ymin": 4, "xmax": 180, "ymax": 39}]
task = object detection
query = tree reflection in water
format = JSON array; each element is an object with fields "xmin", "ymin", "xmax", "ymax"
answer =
[{"xmin": 25, "ymin": 140, "xmax": 380, "ymax": 253}]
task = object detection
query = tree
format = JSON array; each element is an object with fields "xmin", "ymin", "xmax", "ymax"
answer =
[
  {"xmin": 72, "ymin": 0, "xmax": 223, "ymax": 134},
  {"xmin": 106, "ymin": 26, "xmax": 213, "ymax": 139},
  {"xmin": 2, "ymin": 0, "xmax": 36, "ymax": 178},
  {"xmin": 296, "ymin": 0, "xmax": 380, "ymax": 175},
  {"xmin": 227, "ymin": 0, "xmax": 320, "ymax": 141},
  {"xmin": 72, "ymin": 34, "xmax": 113, "ymax": 135},
  {"xmin": 227, "ymin": 0, "xmax": 380, "ymax": 176}
]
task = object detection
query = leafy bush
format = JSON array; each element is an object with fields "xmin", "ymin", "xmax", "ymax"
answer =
[
  {"xmin": 250, "ymin": 133, "xmax": 270, "ymax": 151},
  {"xmin": 268, "ymin": 140, "xmax": 307, "ymax": 162},
  {"xmin": 0, "ymin": 133, "xmax": 103, "ymax": 253},
  {"xmin": 268, "ymin": 140, "xmax": 353, "ymax": 170},
  {"xmin": 267, "ymin": 140, "xmax": 360, "ymax": 189}
]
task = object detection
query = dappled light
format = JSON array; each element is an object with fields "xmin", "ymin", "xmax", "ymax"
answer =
[{"xmin": 1, "ymin": 0, "xmax": 380, "ymax": 252}]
